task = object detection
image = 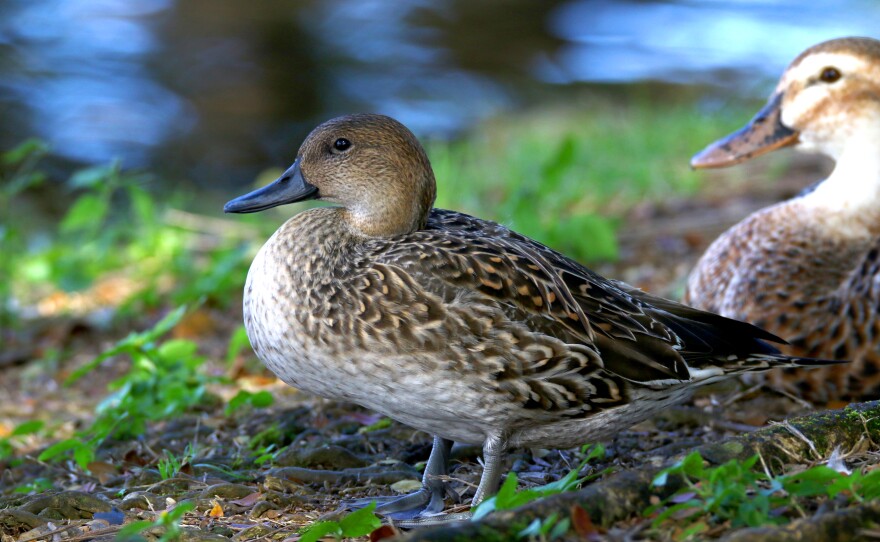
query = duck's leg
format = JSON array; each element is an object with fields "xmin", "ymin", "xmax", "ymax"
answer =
[
  {"xmin": 471, "ymin": 432, "xmax": 507, "ymax": 506},
  {"xmin": 391, "ymin": 432, "xmax": 509, "ymax": 527},
  {"xmin": 354, "ymin": 435, "xmax": 454, "ymax": 519}
]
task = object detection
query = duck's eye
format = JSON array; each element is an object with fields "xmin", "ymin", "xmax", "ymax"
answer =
[
  {"xmin": 819, "ymin": 67, "xmax": 841, "ymax": 83},
  {"xmin": 333, "ymin": 138, "xmax": 352, "ymax": 152}
]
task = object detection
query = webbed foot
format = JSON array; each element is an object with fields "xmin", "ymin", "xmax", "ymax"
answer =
[{"xmin": 346, "ymin": 436, "xmax": 455, "ymax": 520}]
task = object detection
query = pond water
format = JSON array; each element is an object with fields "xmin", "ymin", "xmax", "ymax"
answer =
[{"xmin": 0, "ymin": 0, "xmax": 875, "ymax": 186}]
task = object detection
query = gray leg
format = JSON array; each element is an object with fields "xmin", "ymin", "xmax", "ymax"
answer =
[
  {"xmin": 373, "ymin": 435, "xmax": 454, "ymax": 518},
  {"xmin": 471, "ymin": 432, "xmax": 508, "ymax": 506},
  {"xmin": 391, "ymin": 432, "xmax": 509, "ymax": 528}
]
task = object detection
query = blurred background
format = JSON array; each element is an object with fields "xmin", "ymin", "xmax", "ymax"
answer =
[
  {"xmin": 2, "ymin": 0, "xmax": 876, "ymax": 190},
  {"xmin": 2, "ymin": 0, "xmax": 878, "ymax": 321}
]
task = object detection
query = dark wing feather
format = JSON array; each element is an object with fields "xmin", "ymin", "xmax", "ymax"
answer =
[{"xmin": 392, "ymin": 209, "xmax": 788, "ymax": 383}]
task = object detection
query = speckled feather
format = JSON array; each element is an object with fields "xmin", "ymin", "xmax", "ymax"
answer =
[
  {"xmin": 245, "ymin": 196, "xmax": 828, "ymax": 449},
  {"xmin": 686, "ymin": 37, "xmax": 880, "ymax": 402}
]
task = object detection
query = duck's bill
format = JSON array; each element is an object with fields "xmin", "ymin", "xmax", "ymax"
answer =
[
  {"xmin": 690, "ymin": 93, "xmax": 800, "ymax": 169},
  {"xmin": 224, "ymin": 160, "xmax": 319, "ymax": 213}
]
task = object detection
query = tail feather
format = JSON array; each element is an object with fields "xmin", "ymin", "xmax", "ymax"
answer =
[{"xmin": 708, "ymin": 352, "xmax": 847, "ymax": 376}]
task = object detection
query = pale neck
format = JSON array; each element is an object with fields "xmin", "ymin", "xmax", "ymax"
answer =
[{"xmin": 801, "ymin": 130, "xmax": 880, "ymax": 223}]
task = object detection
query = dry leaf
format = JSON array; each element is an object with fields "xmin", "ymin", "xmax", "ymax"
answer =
[
  {"xmin": 123, "ymin": 449, "xmax": 150, "ymax": 466},
  {"xmin": 571, "ymin": 504, "xmax": 599, "ymax": 539},
  {"xmin": 390, "ymin": 479, "xmax": 422, "ymax": 493},
  {"xmin": 228, "ymin": 492, "xmax": 262, "ymax": 507},
  {"xmin": 173, "ymin": 309, "xmax": 216, "ymax": 339},
  {"xmin": 229, "ymin": 491, "xmax": 262, "ymax": 507},
  {"xmin": 209, "ymin": 502, "xmax": 224, "ymax": 518},
  {"xmin": 236, "ymin": 375, "xmax": 279, "ymax": 387},
  {"xmin": 87, "ymin": 461, "xmax": 119, "ymax": 484},
  {"xmin": 370, "ymin": 525, "xmax": 398, "ymax": 541}
]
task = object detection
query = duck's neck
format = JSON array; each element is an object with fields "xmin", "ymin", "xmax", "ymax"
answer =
[{"xmin": 800, "ymin": 127, "xmax": 880, "ymax": 235}]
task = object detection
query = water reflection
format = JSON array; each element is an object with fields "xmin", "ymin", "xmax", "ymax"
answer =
[
  {"xmin": 1, "ymin": 0, "xmax": 187, "ymax": 166},
  {"xmin": 550, "ymin": 0, "xmax": 880, "ymax": 85},
  {"xmin": 0, "ymin": 0, "xmax": 874, "ymax": 186}
]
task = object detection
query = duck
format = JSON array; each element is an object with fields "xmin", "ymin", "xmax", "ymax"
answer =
[
  {"xmin": 685, "ymin": 36, "xmax": 880, "ymax": 402},
  {"xmin": 225, "ymin": 113, "xmax": 838, "ymax": 523}
]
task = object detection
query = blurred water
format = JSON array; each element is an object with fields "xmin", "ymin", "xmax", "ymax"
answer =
[
  {"xmin": 548, "ymin": 0, "xmax": 879, "ymax": 84},
  {"xmin": 0, "ymin": 0, "xmax": 875, "ymax": 186}
]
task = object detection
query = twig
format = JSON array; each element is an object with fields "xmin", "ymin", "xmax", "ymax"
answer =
[{"xmin": 771, "ymin": 420, "xmax": 820, "ymax": 460}]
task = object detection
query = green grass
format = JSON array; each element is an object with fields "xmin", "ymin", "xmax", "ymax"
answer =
[
  {"xmin": 648, "ymin": 451, "xmax": 880, "ymax": 540},
  {"xmin": 428, "ymin": 97, "xmax": 756, "ymax": 262}
]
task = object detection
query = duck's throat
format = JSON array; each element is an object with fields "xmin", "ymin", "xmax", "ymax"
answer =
[{"xmin": 800, "ymin": 134, "xmax": 880, "ymax": 235}]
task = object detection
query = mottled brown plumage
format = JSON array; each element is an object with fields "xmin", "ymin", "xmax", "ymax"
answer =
[
  {"xmin": 226, "ymin": 113, "xmax": 838, "ymax": 522},
  {"xmin": 686, "ymin": 37, "xmax": 880, "ymax": 402}
]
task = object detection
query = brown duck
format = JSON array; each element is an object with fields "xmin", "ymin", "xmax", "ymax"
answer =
[
  {"xmin": 685, "ymin": 37, "xmax": 880, "ymax": 402},
  {"xmin": 226, "ymin": 113, "xmax": 838, "ymax": 522}
]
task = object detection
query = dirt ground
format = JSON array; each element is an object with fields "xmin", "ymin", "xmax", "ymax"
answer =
[{"xmin": 3, "ymin": 154, "xmax": 870, "ymax": 541}]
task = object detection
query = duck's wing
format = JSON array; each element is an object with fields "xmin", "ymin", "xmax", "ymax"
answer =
[
  {"xmin": 826, "ymin": 236, "xmax": 880, "ymax": 361},
  {"xmin": 370, "ymin": 209, "xmax": 795, "ymax": 386}
]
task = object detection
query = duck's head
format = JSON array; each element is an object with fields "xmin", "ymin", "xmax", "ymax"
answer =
[
  {"xmin": 692, "ymin": 37, "xmax": 880, "ymax": 168},
  {"xmin": 224, "ymin": 114, "xmax": 437, "ymax": 237}
]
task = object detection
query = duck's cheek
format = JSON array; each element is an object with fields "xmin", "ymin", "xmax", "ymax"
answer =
[
  {"xmin": 794, "ymin": 128, "xmax": 829, "ymax": 154},
  {"xmin": 795, "ymin": 115, "xmax": 851, "ymax": 158}
]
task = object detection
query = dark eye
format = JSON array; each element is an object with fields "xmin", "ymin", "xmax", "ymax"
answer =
[
  {"xmin": 333, "ymin": 138, "xmax": 351, "ymax": 152},
  {"xmin": 820, "ymin": 67, "xmax": 841, "ymax": 83}
]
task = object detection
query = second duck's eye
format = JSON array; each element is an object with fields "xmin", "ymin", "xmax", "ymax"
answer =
[
  {"xmin": 819, "ymin": 67, "xmax": 841, "ymax": 83},
  {"xmin": 333, "ymin": 138, "xmax": 352, "ymax": 152}
]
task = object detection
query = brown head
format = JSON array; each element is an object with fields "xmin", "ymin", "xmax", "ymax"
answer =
[
  {"xmin": 692, "ymin": 37, "xmax": 880, "ymax": 168},
  {"xmin": 224, "ymin": 114, "xmax": 437, "ymax": 237}
]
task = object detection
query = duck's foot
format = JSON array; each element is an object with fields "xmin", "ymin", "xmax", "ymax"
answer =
[
  {"xmin": 346, "ymin": 436, "xmax": 455, "ymax": 520},
  {"xmin": 347, "ymin": 433, "xmax": 511, "ymax": 528},
  {"xmin": 348, "ymin": 482, "xmax": 452, "ymax": 520},
  {"xmin": 390, "ymin": 510, "xmax": 472, "ymax": 528},
  {"xmin": 388, "ymin": 433, "xmax": 509, "ymax": 528}
]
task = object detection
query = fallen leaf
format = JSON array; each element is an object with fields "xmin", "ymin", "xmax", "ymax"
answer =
[
  {"xmin": 571, "ymin": 504, "xmax": 598, "ymax": 539},
  {"xmin": 741, "ymin": 413, "xmax": 769, "ymax": 426},
  {"xmin": 236, "ymin": 375, "xmax": 279, "ymax": 387},
  {"xmin": 262, "ymin": 509, "xmax": 282, "ymax": 519},
  {"xmin": 209, "ymin": 502, "xmax": 224, "ymax": 518},
  {"xmin": 390, "ymin": 479, "xmax": 422, "ymax": 493},
  {"xmin": 123, "ymin": 449, "xmax": 150, "ymax": 466},
  {"xmin": 370, "ymin": 525, "xmax": 397, "ymax": 541},
  {"xmin": 173, "ymin": 309, "xmax": 217, "ymax": 339},
  {"xmin": 87, "ymin": 461, "xmax": 119, "ymax": 484},
  {"xmin": 228, "ymin": 492, "xmax": 262, "ymax": 507}
]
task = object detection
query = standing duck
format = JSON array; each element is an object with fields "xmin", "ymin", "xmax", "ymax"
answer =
[
  {"xmin": 226, "ymin": 113, "xmax": 837, "ymax": 522},
  {"xmin": 685, "ymin": 37, "xmax": 880, "ymax": 402}
]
